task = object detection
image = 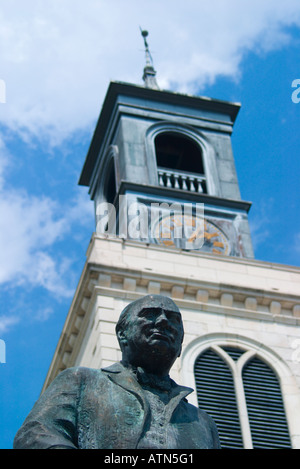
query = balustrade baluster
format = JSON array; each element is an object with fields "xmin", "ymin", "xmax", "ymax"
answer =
[
  {"xmin": 181, "ymin": 175, "xmax": 188, "ymax": 190},
  {"xmin": 157, "ymin": 169, "xmax": 206, "ymax": 193},
  {"xmin": 190, "ymin": 177, "xmax": 196, "ymax": 192},
  {"xmin": 174, "ymin": 174, "xmax": 180, "ymax": 189},
  {"xmin": 166, "ymin": 172, "xmax": 172, "ymax": 188},
  {"xmin": 197, "ymin": 178, "xmax": 203, "ymax": 193}
]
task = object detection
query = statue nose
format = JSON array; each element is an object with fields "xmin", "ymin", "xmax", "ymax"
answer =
[{"xmin": 156, "ymin": 310, "xmax": 169, "ymax": 324}]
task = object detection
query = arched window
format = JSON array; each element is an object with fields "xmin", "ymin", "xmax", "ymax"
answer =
[
  {"xmin": 95, "ymin": 151, "xmax": 117, "ymax": 235},
  {"xmin": 194, "ymin": 347, "xmax": 244, "ymax": 448},
  {"xmin": 155, "ymin": 132, "xmax": 207, "ymax": 193},
  {"xmin": 242, "ymin": 357, "xmax": 291, "ymax": 449},
  {"xmin": 103, "ymin": 158, "xmax": 116, "ymax": 205},
  {"xmin": 194, "ymin": 345, "xmax": 291, "ymax": 449}
]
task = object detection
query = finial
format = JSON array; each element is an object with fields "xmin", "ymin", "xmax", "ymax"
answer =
[{"xmin": 140, "ymin": 28, "xmax": 159, "ymax": 90}]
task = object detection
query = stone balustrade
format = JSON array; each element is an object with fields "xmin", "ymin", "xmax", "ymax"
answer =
[{"xmin": 158, "ymin": 168, "xmax": 206, "ymax": 193}]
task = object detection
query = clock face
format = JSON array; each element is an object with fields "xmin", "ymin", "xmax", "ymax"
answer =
[
  {"xmin": 152, "ymin": 213, "xmax": 231, "ymax": 255},
  {"xmin": 201, "ymin": 219, "xmax": 231, "ymax": 255}
]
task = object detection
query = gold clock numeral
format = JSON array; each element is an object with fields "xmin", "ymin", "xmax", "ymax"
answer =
[
  {"xmin": 173, "ymin": 215, "xmax": 183, "ymax": 226},
  {"xmin": 163, "ymin": 239, "xmax": 174, "ymax": 247},
  {"xmin": 213, "ymin": 241, "xmax": 224, "ymax": 248},
  {"xmin": 184, "ymin": 217, "xmax": 195, "ymax": 227},
  {"xmin": 162, "ymin": 223, "xmax": 174, "ymax": 231}
]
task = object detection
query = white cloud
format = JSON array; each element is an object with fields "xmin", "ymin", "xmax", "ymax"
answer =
[
  {"xmin": 0, "ymin": 0, "xmax": 300, "ymax": 142},
  {"xmin": 0, "ymin": 315, "xmax": 19, "ymax": 334},
  {"xmin": 0, "ymin": 144, "xmax": 94, "ymax": 295},
  {"xmin": 0, "ymin": 135, "xmax": 11, "ymax": 189},
  {"xmin": 249, "ymin": 217, "xmax": 271, "ymax": 253},
  {"xmin": 248, "ymin": 198, "xmax": 276, "ymax": 252},
  {"xmin": 0, "ymin": 190, "xmax": 63, "ymax": 282},
  {"xmin": 34, "ymin": 306, "xmax": 54, "ymax": 322},
  {"xmin": 27, "ymin": 252, "xmax": 74, "ymax": 298}
]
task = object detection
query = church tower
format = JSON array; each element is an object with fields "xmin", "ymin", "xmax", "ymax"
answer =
[{"xmin": 43, "ymin": 32, "xmax": 300, "ymax": 449}]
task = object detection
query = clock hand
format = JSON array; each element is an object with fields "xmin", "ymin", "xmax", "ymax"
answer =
[
  {"xmin": 188, "ymin": 225, "xmax": 203, "ymax": 242},
  {"xmin": 205, "ymin": 231, "xmax": 219, "ymax": 240},
  {"xmin": 189, "ymin": 230, "xmax": 219, "ymax": 243}
]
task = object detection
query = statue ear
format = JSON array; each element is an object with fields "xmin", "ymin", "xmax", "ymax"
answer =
[{"xmin": 117, "ymin": 329, "xmax": 128, "ymax": 347}]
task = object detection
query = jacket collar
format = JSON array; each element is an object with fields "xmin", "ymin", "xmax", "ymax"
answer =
[{"xmin": 101, "ymin": 362, "xmax": 193, "ymax": 402}]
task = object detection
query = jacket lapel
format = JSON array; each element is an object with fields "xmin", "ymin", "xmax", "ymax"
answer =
[
  {"xmin": 101, "ymin": 362, "xmax": 144, "ymax": 398},
  {"xmin": 101, "ymin": 362, "xmax": 150, "ymax": 427},
  {"xmin": 167, "ymin": 385, "xmax": 194, "ymax": 421}
]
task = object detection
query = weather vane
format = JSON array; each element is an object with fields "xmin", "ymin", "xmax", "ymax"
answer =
[
  {"xmin": 139, "ymin": 28, "xmax": 159, "ymax": 89},
  {"xmin": 140, "ymin": 28, "xmax": 149, "ymax": 48}
]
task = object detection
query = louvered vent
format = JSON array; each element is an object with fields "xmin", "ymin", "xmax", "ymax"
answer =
[
  {"xmin": 194, "ymin": 348, "xmax": 243, "ymax": 449},
  {"xmin": 242, "ymin": 357, "xmax": 291, "ymax": 449},
  {"xmin": 222, "ymin": 346, "xmax": 245, "ymax": 362}
]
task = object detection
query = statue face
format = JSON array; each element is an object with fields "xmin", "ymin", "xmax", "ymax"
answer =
[
  {"xmin": 134, "ymin": 306, "xmax": 183, "ymax": 351},
  {"xmin": 118, "ymin": 295, "xmax": 184, "ymax": 373}
]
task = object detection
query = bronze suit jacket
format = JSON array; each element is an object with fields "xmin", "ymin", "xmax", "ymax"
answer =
[{"xmin": 13, "ymin": 363, "xmax": 220, "ymax": 449}]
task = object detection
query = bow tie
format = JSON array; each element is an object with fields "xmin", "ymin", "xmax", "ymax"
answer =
[{"xmin": 135, "ymin": 368, "xmax": 173, "ymax": 393}]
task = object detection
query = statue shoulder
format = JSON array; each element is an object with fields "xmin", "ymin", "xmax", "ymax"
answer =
[
  {"xmin": 196, "ymin": 406, "xmax": 221, "ymax": 448},
  {"xmin": 46, "ymin": 366, "xmax": 108, "ymax": 391},
  {"xmin": 182, "ymin": 400, "xmax": 220, "ymax": 434}
]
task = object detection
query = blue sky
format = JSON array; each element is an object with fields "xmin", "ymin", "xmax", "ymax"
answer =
[{"xmin": 0, "ymin": 1, "xmax": 300, "ymax": 449}]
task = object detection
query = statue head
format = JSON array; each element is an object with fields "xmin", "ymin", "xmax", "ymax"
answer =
[{"xmin": 116, "ymin": 295, "xmax": 184, "ymax": 376}]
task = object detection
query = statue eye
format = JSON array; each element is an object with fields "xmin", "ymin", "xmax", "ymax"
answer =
[
  {"xmin": 168, "ymin": 313, "xmax": 182, "ymax": 324},
  {"xmin": 139, "ymin": 308, "xmax": 157, "ymax": 320}
]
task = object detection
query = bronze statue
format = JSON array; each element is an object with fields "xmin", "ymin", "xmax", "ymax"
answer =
[{"xmin": 14, "ymin": 295, "xmax": 220, "ymax": 449}]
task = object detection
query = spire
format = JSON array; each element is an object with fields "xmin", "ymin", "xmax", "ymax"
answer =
[{"xmin": 140, "ymin": 29, "xmax": 159, "ymax": 90}]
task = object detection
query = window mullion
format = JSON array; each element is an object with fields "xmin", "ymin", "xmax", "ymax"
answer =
[
  {"xmin": 234, "ymin": 351, "xmax": 256, "ymax": 449},
  {"xmin": 213, "ymin": 344, "xmax": 253, "ymax": 448}
]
